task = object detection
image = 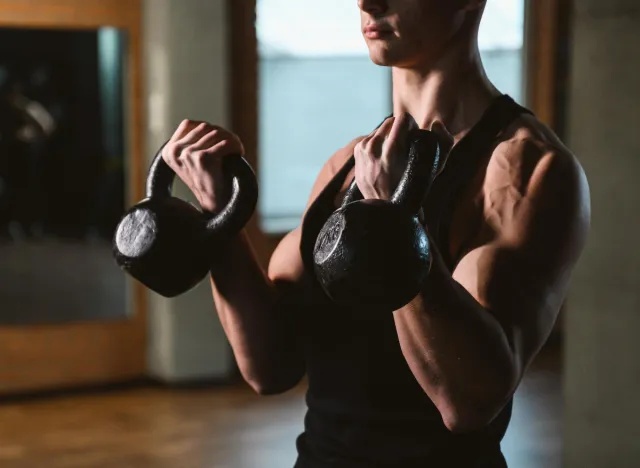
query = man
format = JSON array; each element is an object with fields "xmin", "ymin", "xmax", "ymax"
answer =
[{"xmin": 161, "ymin": 1, "xmax": 590, "ymax": 466}]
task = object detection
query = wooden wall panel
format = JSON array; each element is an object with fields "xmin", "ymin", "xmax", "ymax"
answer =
[{"xmin": 525, "ymin": 0, "xmax": 564, "ymax": 127}]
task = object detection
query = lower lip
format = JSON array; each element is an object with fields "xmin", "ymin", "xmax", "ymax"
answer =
[{"xmin": 365, "ymin": 30, "xmax": 393, "ymax": 40}]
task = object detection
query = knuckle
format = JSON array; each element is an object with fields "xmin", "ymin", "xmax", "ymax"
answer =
[
  {"xmin": 161, "ymin": 145, "xmax": 171, "ymax": 161},
  {"xmin": 178, "ymin": 146, "xmax": 193, "ymax": 162},
  {"xmin": 193, "ymin": 149, "xmax": 212, "ymax": 164},
  {"xmin": 190, "ymin": 152, "xmax": 205, "ymax": 166},
  {"xmin": 180, "ymin": 119, "xmax": 197, "ymax": 131},
  {"xmin": 367, "ymin": 134, "xmax": 381, "ymax": 146},
  {"xmin": 373, "ymin": 131, "xmax": 386, "ymax": 142},
  {"xmin": 176, "ymin": 154, "xmax": 188, "ymax": 166},
  {"xmin": 165, "ymin": 142, "xmax": 181, "ymax": 159}
]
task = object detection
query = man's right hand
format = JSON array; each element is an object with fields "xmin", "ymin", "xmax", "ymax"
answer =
[{"xmin": 162, "ymin": 119, "xmax": 245, "ymax": 213}]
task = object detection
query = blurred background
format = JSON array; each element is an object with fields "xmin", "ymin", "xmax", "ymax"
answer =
[{"xmin": 0, "ymin": 0, "xmax": 631, "ymax": 467}]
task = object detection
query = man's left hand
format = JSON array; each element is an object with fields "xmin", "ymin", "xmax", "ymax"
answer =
[{"xmin": 354, "ymin": 114, "xmax": 453, "ymax": 200}]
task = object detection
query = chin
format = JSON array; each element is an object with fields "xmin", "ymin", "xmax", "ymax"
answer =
[
  {"xmin": 368, "ymin": 54, "xmax": 389, "ymax": 66},
  {"xmin": 366, "ymin": 41, "xmax": 408, "ymax": 67},
  {"xmin": 368, "ymin": 51, "xmax": 402, "ymax": 67},
  {"xmin": 367, "ymin": 47, "xmax": 395, "ymax": 67}
]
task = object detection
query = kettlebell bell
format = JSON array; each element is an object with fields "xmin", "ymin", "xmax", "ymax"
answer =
[
  {"xmin": 312, "ymin": 129, "xmax": 442, "ymax": 312},
  {"xmin": 113, "ymin": 143, "xmax": 258, "ymax": 297}
]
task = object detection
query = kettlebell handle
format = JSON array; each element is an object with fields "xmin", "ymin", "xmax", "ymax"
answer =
[
  {"xmin": 341, "ymin": 177, "xmax": 363, "ymax": 207},
  {"xmin": 146, "ymin": 141, "xmax": 175, "ymax": 199},
  {"xmin": 390, "ymin": 129, "xmax": 441, "ymax": 214},
  {"xmin": 145, "ymin": 141, "xmax": 258, "ymax": 237},
  {"xmin": 340, "ymin": 129, "xmax": 442, "ymax": 213}
]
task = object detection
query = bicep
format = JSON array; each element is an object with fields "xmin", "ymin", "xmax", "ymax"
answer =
[
  {"xmin": 267, "ymin": 163, "xmax": 333, "ymax": 286},
  {"xmin": 268, "ymin": 227, "xmax": 304, "ymax": 286},
  {"xmin": 452, "ymin": 243, "xmax": 563, "ymax": 363},
  {"xmin": 451, "ymin": 154, "xmax": 589, "ymax": 367}
]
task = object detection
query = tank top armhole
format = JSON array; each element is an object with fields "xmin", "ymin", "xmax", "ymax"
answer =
[{"xmin": 429, "ymin": 95, "xmax": 534, "ymax": 271}]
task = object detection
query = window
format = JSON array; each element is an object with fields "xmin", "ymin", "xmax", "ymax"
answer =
[
  {"xmin": 257, "ymin": 1, "xmax": 526, "ymax": 234},
  {"xmin": 479, "ymin": 0, "xmax": 526, "ymax": 103}
]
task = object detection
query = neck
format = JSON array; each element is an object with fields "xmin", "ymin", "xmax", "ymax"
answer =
[{"xmin": 392, "ymin": 32, "xmax": 500, "ymax": 143}]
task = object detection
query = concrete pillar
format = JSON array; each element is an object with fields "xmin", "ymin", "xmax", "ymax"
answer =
[
  {"xmin": 564, "ymin": 1, "xmax": 640, "ymax": 466},
  {"xmin": 142, "ymin": 0, "xmax": 234, "ymax": 382}
]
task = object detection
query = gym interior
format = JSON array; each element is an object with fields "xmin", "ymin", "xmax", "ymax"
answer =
[{"xmin": 0, "ymin": 1, "xmax": 633, "ymax": 467}]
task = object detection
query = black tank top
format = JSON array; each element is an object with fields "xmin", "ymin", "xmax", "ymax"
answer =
[{"xmin": 295, "ymin": 95, "xmax": 533, "ymax": 468}]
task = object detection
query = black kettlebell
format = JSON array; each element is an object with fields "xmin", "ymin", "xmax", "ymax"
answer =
[
  {"xmin": 312, "ymin": 129, "xmax": 442, "ymax": 312},
  {"xmin": 113, "ymin": 143, "xmax": 258, "ymax": 297}
]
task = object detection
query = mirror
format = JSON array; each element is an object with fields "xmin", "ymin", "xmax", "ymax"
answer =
[{"xmin": 0, "ymin": 26, "xmax": 129, "ymax": 325}]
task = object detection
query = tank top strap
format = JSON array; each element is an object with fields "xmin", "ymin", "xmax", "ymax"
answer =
[
  {"xmin": 300, "ymin": 155, "xmax": 355, "ymax": 273},
  {"xmin": 300, "ymin": 114, "xmax": 391, "ymax": 273}
]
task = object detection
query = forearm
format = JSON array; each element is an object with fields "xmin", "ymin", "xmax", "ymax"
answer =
[
  {"xmin": 394, "ymin": 265, "xmax": 517, "ymax": 431},
  {"xmin": 209, "ymin": 230, "xmax": 304, "ymax": 394}
]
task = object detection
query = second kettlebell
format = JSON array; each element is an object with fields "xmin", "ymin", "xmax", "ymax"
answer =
[{"xmin": 312, "ymin": 129, "xmax": 442, "ymax": 312}]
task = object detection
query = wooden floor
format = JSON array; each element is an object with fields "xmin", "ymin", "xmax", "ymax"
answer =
[{"xmin": 0, "ymin": 341, "xmax": 562, "ymax": 468}]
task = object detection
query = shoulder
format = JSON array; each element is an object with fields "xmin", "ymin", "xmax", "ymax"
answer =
[
  {"xmin": 481, "ymin": 114, "xmax": 590, "ymax": 249},
  {"xmin": 305, "ymin": 136, "xmax": 366, "ymax": 210},
  {"xmin": 490, "ymin": 114, "xmax": 585, "ymax": 183},
  {"xmin": 487, "ymin": 114, "xmax": 590, "ymax": 215},
  {"xmin": 318, "ymin": 136, "xmax": 365, "ymax": 181}
]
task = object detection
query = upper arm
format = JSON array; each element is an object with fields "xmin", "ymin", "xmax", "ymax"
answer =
[{"xmin": 452, "ymin": 134, "xmax": 590, "ymax": 373}]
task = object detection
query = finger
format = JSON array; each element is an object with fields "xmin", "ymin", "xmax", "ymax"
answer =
[
  {"xmin": 357, "ymin": 135, "xmax": 373, "ymax": 156},
  {"xmin": 177, "ymin": 121, "xmax": 212, "ymax": 146},
  {"xmin": 386, "ymin": 113, "xmax": 410, "ymax": 149},
  {"xmin": 192, "ymin": 128, "xmax": 224, "ymax": 152},
  {"xmin": 430, "ymin": 120, "xmax": 454, "ymax": 154},
  {"xmin": 164, "ymin": 122, "xmax": 209, "ymax": 167},
  {"xmin": 359, "ymin": 119, "xmax": 384, "ymax": 150},
  {"xmin": 170, "ymin": 119, "xmax": 207, "ymax": 142},
  {"xmin": 363, "ymin": 117, "xmax": 394, "ymax": 152},
  {"xmin": 169, "ymin": 119, "xmax": 192, "ymax": 142},
  {"xmin": 367, "ymin": 116, "xmax": 393, "ymax": 138},
  {"xmin": 193, "ymin": 140, "xmax": 230, "ymax": 170},
  {"xmin": 366, "ymin": 117, "xmax": 395, "ymax": 156},
  {"xmin": 381, "ymin": 113, "xmax": 414, "ymax": 168},
  {"xmin": 374, "ymin": 116, "xmax": 396, "ymax": 138},
  {"xmin": 366, "ymin": 131, "xmax": 387, "ymax": 159},
  {"xmin": 164, "ymin": 120, "xmax": 195, "ymax": 166},
  {"xmin": 188, "ymin": 131, "xmax": 226, "ymax": 172},
  {"xmin": 162, "ymin": 140, "xmax": 184, "ymax": 170}
]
